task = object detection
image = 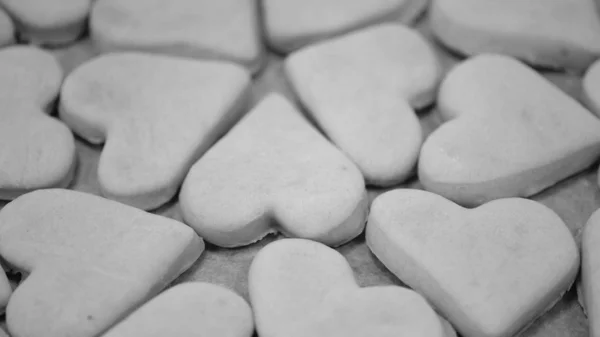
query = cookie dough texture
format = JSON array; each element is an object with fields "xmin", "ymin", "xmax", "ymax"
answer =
[
  {"xmin": 584, "ymin": 60, "xmax": 600, "ymax": 117},
  {"xmin": 249, "ymin": 238, "xmax": 448, "ymax": 337},
  {"xmin": 60, "ymin": 52, "xmax": 250, "ymax": 210},
  {"xmin": 0, "ymin": 0, "xmax": 91, "ymax": 45},
  {"xmin": 103, "ymin": 283, "xmax": 253, "ymax": 337},
  {"xmin": 90, "ymin": 0, "xmax": 264, "ymax": 73},
  {"xmin": 0, "ymin": 189, "xmax": 204, "ymax": 337},
  {"xmin": 0, "ymin": 46, "xmax": 75, "ymax": 200},
  {"xmin": 582, "ymin": 209, "xmax": 600, "ymax": 337},
  {"xmin": 367, "ymin": 189, "xmax": 579, "ymax": 337},
  {"xmin": 180, "ymin": 94, "xmax": 368, "ymax": 248},
  {"xmin": 430, "ymin": 0, "xmax": 600, "ymax": 72},
  {"xmin": 286, "ymin": 24, "xmax": 441, "ymax": 186},
  {"xmin": 419, "ymin": 54, "xmax": 600, "ymax": 206},
  {"xmin": 0, "ymin": 9, "xmax": 15, "ymax": 46},
  {"xmin": 263, "ymin": 0, "xmax": 429, "ymax": 53}
]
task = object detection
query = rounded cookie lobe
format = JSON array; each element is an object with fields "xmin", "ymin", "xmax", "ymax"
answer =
[
  {"xmin": 286, "ymin": 24, "xmax": 441, "ymax": 186},
  {"xmin": 0, "ymin": 9, "xmax": 15, "ymax": 47},
  {"xmin": 367, "ymin": 189, "xmax": 579, "ymax": 337},
  {"xmin": 180, "ymin": 94, "xmax": 368, "ymax": 248},
  {"xmin": 0, "ymin": 46, "xmax": 75, "ymax": 200},
  {"xmin": 60, "ymin": 52, "xmax": 251, "ymax": 210},
  {"xmin": 584, "ymin": 60, "xmax": 600, "ymax": 117},
  {"xmin": 249, "ymin": 238, "xmax": 447, "ymax": 337},
  {"xmin": 263, "ymin": 0, "xmax": 428, "ymax": 53},
  {"xmin": 102, "ymin": 283, "xmax": 253, "ymax": 337},
  {"xmin": 430, "ymin": 0, "xmax": 600, "ymax": 71},
  {"xmin": 0, "ymin": 0, "xmax": 91, "ymax": 45},
  {"xmin": 0, "ymin": 189, "xmax": 204, "ymax": 337},
  {"xmin": 419, "ymin": 54, "xmax": 600, "ymax": 206},
  {"xmin": 90, "ymin": 0, "xmax": 264, "ymax": 73},
  {"xmin": 581, "ymin": 209, "xmax": 600, "ymax": 337}
]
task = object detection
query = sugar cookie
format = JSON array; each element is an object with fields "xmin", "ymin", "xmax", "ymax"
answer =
[
  {"xmin": 419, "ymin": 54, "xmax": 600, "ymax": 206},
  {"xmin": 102, "ymin": 283, "xmax": 253, "ymax": 337},
  {"xmin": 0, "ymin": 189, "xmax": 204, "ymax": 337},
  {"xmin": 430, "ymin": 0, "xmax": 600, "ymax": 71},
  {"xmin": 584, "ymin": 60, "xmax": 600, "ymax": 117},
  {"xmin": 0, "ymin": 0, "xmax": 91, "ymax": 45},
  {"xmin": 263, "ymin": 0, "xmax": 428, "ymax": 53},
  {"xmin": 0, "ymin": 9, "xmax": 14, "ymax": 46},
  {"xmin": 0, "ymin": 46, "xmax": 75, "ymax": 200},
  {"xmin": 180, "ymin": 94, "xmax": 368, "ymax": 247},
  {"xmin": 286, "ymin": 24, "xmax": 441, "ymax": 186},
  {"xmin": 367, "ymin": 189, "xmax": 579, "ymax": 337},
  {"xmin": 60, "ymin": 52, "xmax": 250, "ymax": 210},
  {"xmin": 0, "ymin": 268, "xmax": 10, "ymax": 313},
  {"xmin": 249, "ymin": 238, "xmax": 447, "ymax": 337},
  {"xmin": 90, "ymin": 0, "xmax": 264, "ymax": 73}
]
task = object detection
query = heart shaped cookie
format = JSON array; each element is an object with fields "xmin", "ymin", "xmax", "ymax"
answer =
[
  {"xmin": 367, "ymin": 189, "xmax": 579, "ymax": 337},
  {"xmin": 286, "ymin": 24, "xmax": 441, "ymax": 186},
  {"xmin": 0, "ymin": 189, "xmax": 204, "ymax": 337},
  {"xmin": 430, "ymin": 0, "xmax": 600, "ymax": 71},
  {"xmin": 0, "ymin": 9, "xmax": 14, "ymax": 47},
  {"xmin": 102, "ymin": 282, "xmax": 253, "ymax": 337},
  {"xmin": 249, "ymin": 238, "xmax": 448, "ymax": 337},
  {"xmin": 59, "ymin": 52, "xmax": 250, "ymax": 210},
  {"xmin": 90, "ymin": 0, "xmax": 264, "ymax": 73},
  {"xmin": 0, "ymin": 0, "xmax": 91, "ymax": 45},
  {"xmin": 263, "ymin": 0, "xmax": 428, "ymax": 53},
  {"xmin": 0, "ymin": 46, "xmax": 76, "ymax": 200},
  {"xmin": 419, "ymin": 54, "xmax": 600, "ymax": 206},
  {"xmin": 584, "ymin": 60, "xmax": 600, "ymax": 117},
  {"xmin": 180, "ymin": 94, "xmax": 368, "ymax": 247}
]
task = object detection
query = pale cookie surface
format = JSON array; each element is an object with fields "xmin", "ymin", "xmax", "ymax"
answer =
[
  {"xmin": 584, "ymin": 60, "xmax": 600, "ymax": 117},
  {"xmin": 60, "ymin": 52, "xmax": 250, "ymax": 210},
  {"xmin": 249, "ymin": 238, "xmax": 448, "ymax": 337},
  {"xmin": 430, "ymin": 0, "xmax": 600, "ymax": 72},
  {"xmin": 91, "ymin": 0, "xmax": 264, "ymax": 73},
  {"xmin": 102, "ymin": 282, "xmax": 253, "ymax": 337},
  {"xmin": 0, "ymin": 268, "xmax": 10, "ymax": 313},
  {"xmin": 419, "ymin": 54, "xmax": 600, "ymax": 206},
  {"xmin": 581, "ymin": 209, "xmax": 600, "ymax": 337},
  {"xmin": 286, "ymin": 24, "xmax": 441, "ymax": 186},
  {"xmin": 0, "ymin": 46, "xmax": 75, "ymax": 200},
  {"xmin": 0, "ymin": 189, "xmax": 204, "ymax": 337},
  {"xmin": 367, "ymin": 189, "xmax": 579, "ymax": 337},
  {"xmin": 0, "ymin": 0, "xmax": 91, "ymax": 45},
  {"xmin": 180, "ymin": 94, "xmax": 368, "ymax": 248},
  {"xmin": 0, "ymin": 9, "xmax": 14, "ymax": 47},
  {"xmin": 263, "ymin": 0, "xmax": 428, "ymax": 53}
]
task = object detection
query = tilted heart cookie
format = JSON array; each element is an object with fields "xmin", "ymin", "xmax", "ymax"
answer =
[
  {"xmin": 263, "ymin": 0, "xmax": 428, "ymax": 53},
  {"xmin": 367, "ymin": 189, "xmax": 579, "ymax": 337},
  {"xmin": 180, "ymin": 94, "xmax": 368, "ymax": 248},
  {"xmin": 0, "ymin": 46, "xmax": 75, "ymax": 200},
  {"xmin": 90, "ymin": 0, "xmax": 264, "ymax": 73},
  {"xmin": 286, "ymin": 24, "xmax": 441, "ymax": 186},
  {"xmin": 0, "ymin": 9, "xmax": 15, "ymax": 47},
  {"xmin": 430, "ymin": 0, "xmax": 600, "ymax": 71},
  {"xmin": 249, "ymin": 238, "xmax": 448, "ymax": 337},
  {"xmin": 60, "ymin": 52, "xmax": 250, "ymax": 210},
  {"xmin": 0, "ymin": 189, "xmax": 203, "ymax": 337},
  {"xmin": 419, "ymin": 54, "xmax": 600, "ymax": 206},
  {"xmin": 584, "ymin": 60, "xmax": 600, "ymax": 117},
  {"xmin": 0, "ymin": 0, "xmax": 91, "ymax": 45},
  {"xmin": 102, "ymin": 282, "xmax": 253, "ymax": 337}
]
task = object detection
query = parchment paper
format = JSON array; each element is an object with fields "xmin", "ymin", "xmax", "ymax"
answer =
[{"xmin": 1, "ymin": 8, "xmax": 597, "ymax": 337}]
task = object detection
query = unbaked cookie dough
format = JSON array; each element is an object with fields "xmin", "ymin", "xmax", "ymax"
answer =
[
  {"xmin": 419, "ymin": 54, "xmax": 600, "ymax": 206},
  {"xmin": 60, "ymin": 52, "xmax": 250, "ymax": 210},
  {"xmin": 249, "ymin": 238, "xmax": 449, "ymax": 337},
  {"xmin": 286, "ymin": 24, "xmax": 441, "ymax": 186},
  {"xmin": 430, "ymin": 0, "xmax": 600, "ymax": 72},
  {"xmin": 180, "ymin": 94, "xmax": 368, "ymax": 248},
  {"xmin": 0, "ymin": 189, "xmax": 204, "ymax": 337},
  {"xmin": 367, "ymin": 189, "xmax": 579, "ymax": 337},
  {"xmin": 90, "ymin": 0, "xmax": 264, "ymax": 73}
]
